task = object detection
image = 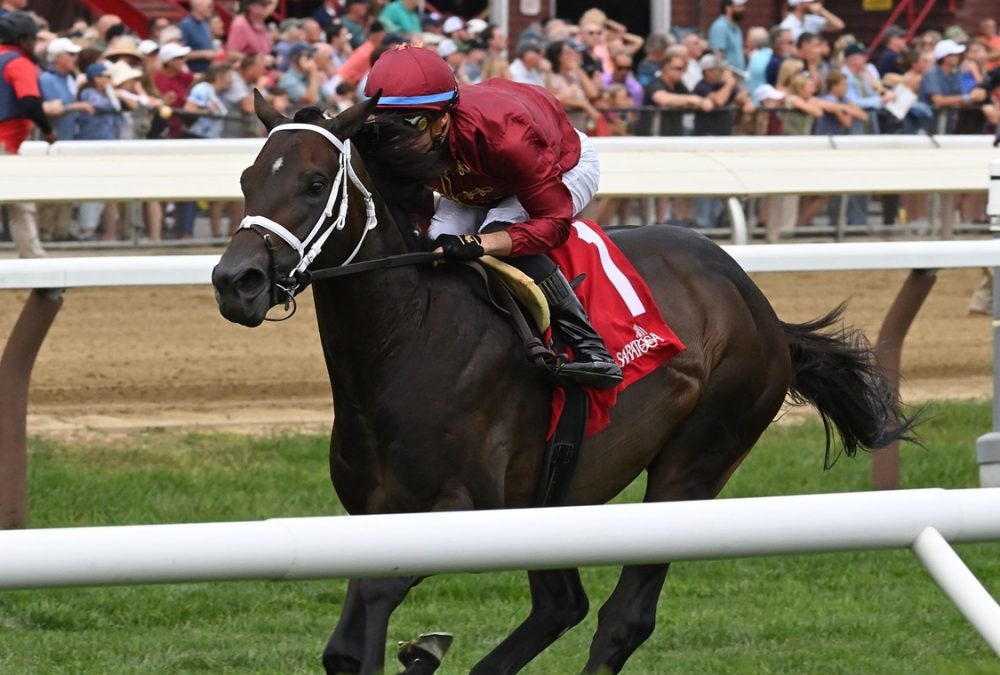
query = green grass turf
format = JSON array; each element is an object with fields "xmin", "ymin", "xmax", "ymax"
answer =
[{"xmin": 2, "ymin": 401, "xmax": 999, "ymax": 674}]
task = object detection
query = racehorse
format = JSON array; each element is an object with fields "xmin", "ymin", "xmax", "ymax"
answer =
[{"xmin": 212, "ymin": 93, "xmax": 915, "ymax": 675}]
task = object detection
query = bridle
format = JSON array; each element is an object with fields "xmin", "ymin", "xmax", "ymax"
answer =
[
  {"xmin": 236, "ymin": 120, "xmax": 441, "ymax": 320},
  {"xmin": 238, "ymin": 122, "xmax": 378, "ymax": 314}
]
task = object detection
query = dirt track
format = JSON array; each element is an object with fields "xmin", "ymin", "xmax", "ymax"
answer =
[{"xmin": 0, "ymin": 266, "xmax": 992, "ymax": 437}]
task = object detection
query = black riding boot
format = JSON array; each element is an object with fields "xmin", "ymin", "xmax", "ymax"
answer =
[{"xmin": 538, "ymin": 269, "xmax": 624, "ymax": 389}]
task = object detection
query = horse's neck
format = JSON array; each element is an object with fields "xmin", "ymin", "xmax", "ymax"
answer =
[{"xmin": 314, "ymin": 201, "xmax": 427, "ymax": 377}]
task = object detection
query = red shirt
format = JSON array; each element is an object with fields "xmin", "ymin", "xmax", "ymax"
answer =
[
  {"xmin": 433, "ymin": 79, "xmax": 582, "ymax": 257},
  {"xmin": 154, "ymin": 68, "xmax": 194, "ymax": 138},
  {"xmin": 0, "ymin": 46, "xmax": 40, "ymax": 153}
]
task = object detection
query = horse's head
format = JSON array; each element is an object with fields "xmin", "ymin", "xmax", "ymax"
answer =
[{"xmin": 212, "ymin": 91, "xmax": 380, "ymax": 327}]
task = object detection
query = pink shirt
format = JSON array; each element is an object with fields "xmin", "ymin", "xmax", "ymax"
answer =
[{"xmin": 225, "ymin": 15, "xmax": 273, "ymax": 56}]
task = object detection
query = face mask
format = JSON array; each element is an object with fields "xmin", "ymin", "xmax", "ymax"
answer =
[{"xmin": 732, "ymin": 11, "xmax": 744, "ymax": 23}]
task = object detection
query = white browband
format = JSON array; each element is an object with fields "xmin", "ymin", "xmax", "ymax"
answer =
[{"xmin": 238, "ymin": 122, "xmax": 378, "ymax": 276}]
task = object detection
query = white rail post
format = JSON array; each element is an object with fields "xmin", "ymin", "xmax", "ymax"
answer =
[
  {"xmin": 977, "ymin": 159, "xmax": 1000, "ymax": 488},
  {"xmin": 911, "ymin": 526, "xmax": 1000, "ymax": 656}
]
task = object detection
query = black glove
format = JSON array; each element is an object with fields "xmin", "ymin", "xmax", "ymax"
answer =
[{"xmin": 435, "ymin": 234, "xmax": 485, "ymax": 260}]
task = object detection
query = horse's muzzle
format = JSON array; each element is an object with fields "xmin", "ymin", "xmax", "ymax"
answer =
[{"xmin": 212, "ymin": 262, "xmax": 271, "ymax": 327}]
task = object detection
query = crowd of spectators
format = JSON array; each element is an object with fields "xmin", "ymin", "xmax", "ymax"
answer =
[{"xmin": 2, "ymin": 0, "xmax": 1000, "ymax": 240}]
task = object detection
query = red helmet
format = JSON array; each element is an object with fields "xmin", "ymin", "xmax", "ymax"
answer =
[{"xmin": 364, "ymin": 44, "xmax": 459, "ymax": 112}]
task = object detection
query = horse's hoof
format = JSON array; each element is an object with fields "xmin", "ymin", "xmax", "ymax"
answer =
[{"xmin": 397, "ymin": 632, "xmax": 454, "ymax": 669}]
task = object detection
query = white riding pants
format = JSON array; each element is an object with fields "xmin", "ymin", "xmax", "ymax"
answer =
[{"xmin": 428, "ymin": 129, "xmax": 600, "ymax": 241}]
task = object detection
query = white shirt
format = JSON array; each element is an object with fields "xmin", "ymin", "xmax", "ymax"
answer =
[
  {"xmin": 509, "ymin": 58, "xmax": 545, "ymax": 87},
  {"xmin": 779, "ymin": 12, "xmax": 827, "ymax": 41}
]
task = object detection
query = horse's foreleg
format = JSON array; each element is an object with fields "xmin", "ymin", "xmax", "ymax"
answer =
[
  {"xmin": 357, "ymin": 575, "xmax": 422, "ymax": 675},
  {"xmin": 323, "ymin": 579, "xmax": 365, "ymax": 674},
  {"xmin": 469, "ymin": 568, "xmax": 589, "ymax": 675}
]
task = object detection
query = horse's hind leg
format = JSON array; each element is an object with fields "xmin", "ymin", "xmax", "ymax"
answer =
[
  {"xmin": 583, "ymin": 370, "xmax": 786, "ymax": 673},
  {"xmin": 469, "ymin": 568, "xmax": 589, "ymax": 675},
  {"xmin": 322, "ymin": 576, "xmax": 421, "ymax": 675}
]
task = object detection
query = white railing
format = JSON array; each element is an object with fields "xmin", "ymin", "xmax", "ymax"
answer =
[
  {"xmin": 1, "ymin": 488, "xmax": 998, "ymax": 654},
  {"xmin": 0, "ymin": 240, "xmax": 998, "ymax": 289}
]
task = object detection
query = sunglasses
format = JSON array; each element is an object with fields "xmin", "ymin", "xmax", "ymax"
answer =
[
  {"xmin": 402, "ymin": 113, "xmax": 430, "ymax": 132},
  {"xmin": 587, "ymin": 30, "xmax": 604, "ymax": 36}
]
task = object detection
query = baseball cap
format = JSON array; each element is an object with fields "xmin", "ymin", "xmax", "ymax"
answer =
[
  {"xmin": 442, "ymin": 16, "xmax": 464, "ymax": 35},
  {"xmin": 138, "ymin": 39, "xmax": 159, "ymax": 55},
  {"xmin": 287, "ymin": 41, "xmax": 316, "ymax": 60},
  {"xmin": 732, "ymin": 0, "xmax": 748, "ymax": 5},
  {"xmin": 85, "ymin": 62, "xmax": 109, "ymax": 79},
  {"xmin": 842, "ymin": 42, "xmax": 867, "ymax": 58},
  {"xmin": 787, "ymin": 0, "xmax": 809, "ymax": 5},
  {"xmin": 516, "ymin": 38, "xmax": 543, "ymax": 57},
  {"xmin": 46, "ymin": 37, "xmax": 81, "ymax": 57},
  {"xmin": 933, "ymin": 38, "xmax": 965, "ymax": 61},
  {"xmin": 884, "ymin": 25, "xmax": 906, "ymax": 40},
  {"xmin": 159, "ymin": 42, "xmax": 191, "ymax": 62},
  {"xmin": 698, "ymin": 53, "xmax": 722, "ymax": 70},
  {"xmin": 466, "ymin": 18, "xmax": 488, "ymax": 35},
  {"xmin": 437, "ymin": 38, "xmax": 458, "ymax": 58}
]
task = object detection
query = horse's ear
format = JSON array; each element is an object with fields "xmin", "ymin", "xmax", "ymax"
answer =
[
  {"xmin": 254, "ymin": 88, "xmax": 289, "ymax": 132},
  {"xmin": 328, "ymin": 91, "xmax": 381, "ymax": 140}
]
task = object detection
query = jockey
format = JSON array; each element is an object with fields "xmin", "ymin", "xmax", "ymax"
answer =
[{"xmin": 362, "ymin": 44, "xmax": 623, "ymax": 390}]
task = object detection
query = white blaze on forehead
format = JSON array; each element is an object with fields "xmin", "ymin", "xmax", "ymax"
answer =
[{"xmin": 271, "ymin": 156, "xmax": 284, "ymax": 175}]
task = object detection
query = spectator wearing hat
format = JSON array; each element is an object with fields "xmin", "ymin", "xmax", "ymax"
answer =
[
  {"xmin": 708, "ymin": 0, "xmax": 747, "ymax": 72},
  {"xmin": 442, "ymin": 16, "xmax": 469, "ymax": 44},
  {"xmin": 841, "ymin": 42, "xmax": 890, "ymax": 130},
  {"xmin": 875, "ymin": 25, "xmax": 908, "ymax": 76},
  {"xmin": 179, "ymin": 0, "xmax": 218, "ymax": 74},
  {"xmin": 38, "ymin": 37, "xmax": 90, "ymax": 241},
  {"xmin": 340, "ymin": 0, "xmax": 369, "ymax": 50},
  {"xmin": 76, "ymin": 62, "xmax": 124, "ymax": 240},
  {"xmin": 466, "ymin": 18, "xmax": 489, "ymax": 39},
  {"xmin": 780, "ymin": 0, "xmax": 844, "ymax": 42},
  {"xmin": 0, "ymin": 11, "xmax": 53, "ymax": 258},
  {"xmin": 103, "ymin": 37, "xmax": 144, "ymax": 69},
  {"xmin": 226, "ymin": 0, "xmax": 274, "ymax": 57},
  {"xmin": 437, "ymin": 38, "xmax": 470, "ymax": 84},
  {"xmin": 154, "ymin": 42, "xmax": 193, "ymax": 137},
  {"xmin": 510, "ymin": 39, "xmax": 546, "ymax": 87},
  {"xmin": 277, "ymin": 42, "xmax": 322, "ymax": 108},
  {"xmin": 919, "ymin": 39, "xmax": 986, "ymax": 131},
  {"xmin": 378, "ymin": 0, "xmax": 421, "ymax": 36},
  {"xmin": 600, "ymin": 49, "xmax": 643, "ymax": 107},
  {"xmin": 39, "ymin": 38, "xmax": 91, "ymax": 140}
]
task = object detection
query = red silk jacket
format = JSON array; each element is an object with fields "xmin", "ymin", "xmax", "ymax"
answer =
[{"xmin": 431, "ymin": 79, "xmax": 583, "ymax": 257}]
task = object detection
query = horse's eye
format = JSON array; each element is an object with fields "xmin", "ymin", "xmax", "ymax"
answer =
[{"xmin": 308, "ymin": 180, "xmax": 326, "ymax": 195}]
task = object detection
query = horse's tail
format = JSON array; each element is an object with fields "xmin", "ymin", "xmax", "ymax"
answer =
[{"xmin": 782, "ymin": 304, "xmax": 919, "ymax": 468}]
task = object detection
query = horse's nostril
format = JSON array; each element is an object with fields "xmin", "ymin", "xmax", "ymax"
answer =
[{"xmin": 235, "ymin": 267, "xmax": 267, "ymax": 297}]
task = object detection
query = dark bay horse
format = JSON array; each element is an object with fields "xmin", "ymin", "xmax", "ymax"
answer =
[{"xmin": 212, "ymin": 93, "xmax": 913, "ymax": 675}]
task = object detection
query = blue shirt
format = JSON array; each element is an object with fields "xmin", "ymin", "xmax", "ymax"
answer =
[
  {"xmin": 918, "ymin": 65, "xmax": 962, "ymax": 106},
  {"xmin": 708, "ymin": 15, "xmax": 744, "ymax": 70},
  {"xmin": 841, "ymin": 65, "xmax": 882, "ymax": 109},
  {"xmin": 186, "ymin": 81, "xmax": 225, "ymax": 138},
  {"xmin": 179, "ymin": 15, "xmax": 213, "ymax": 74},
  {"xmin": 38, "ymin": 69, "xmax": 78, "ymax": 140},
  {"xmin": 77, "ymin": 87, "xmax": 121, "ymax": 140},
  {"xmin": 277, "ymin": 67, "xmax": 310, "ymax": 104},
  {"xmin": 746, "ymin": 48, "xmax": 772, "ymax": 101}
]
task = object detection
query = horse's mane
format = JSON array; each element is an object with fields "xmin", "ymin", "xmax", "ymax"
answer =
[{"xmin": 352, "ymin": 114, "xmax": 450, "ymax": 203}]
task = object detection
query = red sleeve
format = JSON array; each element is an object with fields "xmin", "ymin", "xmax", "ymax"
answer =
[
  {"xmin": 494, "ymin": 120, "xmax": 575, "ymax": 257},
  {"xmin": 4, "ymin": 55, "xmax": 40, "ymax": 99}
]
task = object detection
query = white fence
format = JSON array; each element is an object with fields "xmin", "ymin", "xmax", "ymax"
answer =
[
  {"xmin": 1, "ymin": 239, "xmax": 999, "ymax": 289},
  {"xmin": 1, "ymin": 488, "xmax": 998, "ymax": 654}
]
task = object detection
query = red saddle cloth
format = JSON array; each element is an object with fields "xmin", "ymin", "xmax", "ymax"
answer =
[{"xmin": 548, "ymin": 220, "xmax": 685, "ymax": 438}]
